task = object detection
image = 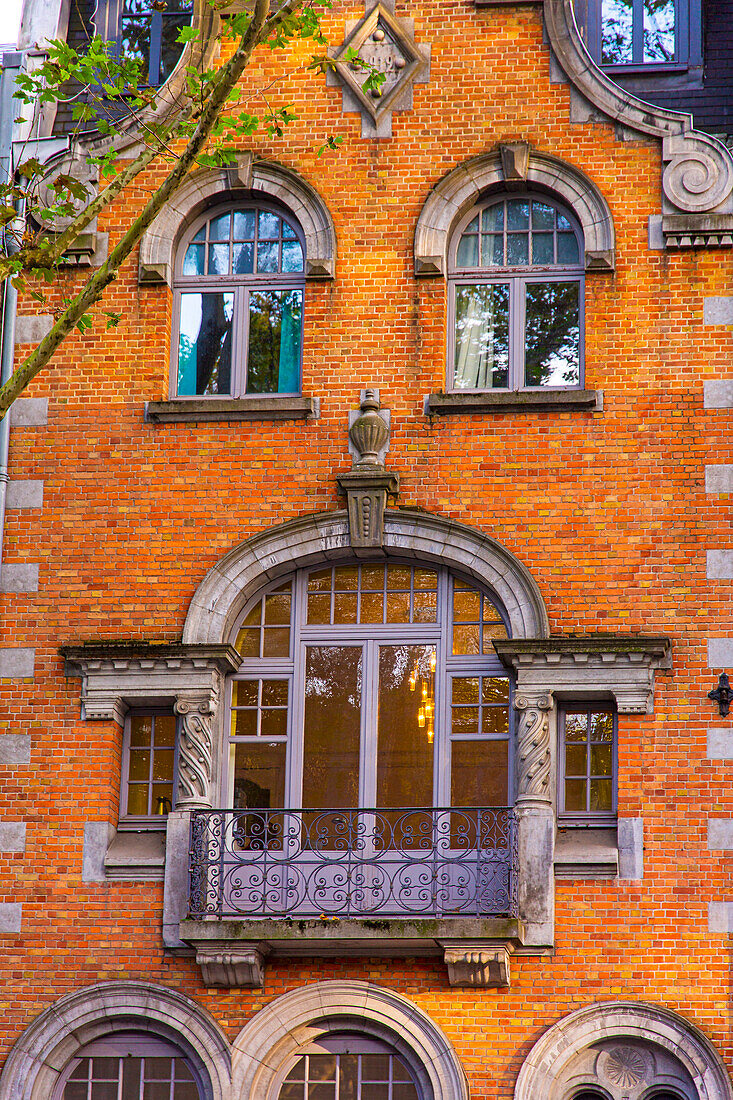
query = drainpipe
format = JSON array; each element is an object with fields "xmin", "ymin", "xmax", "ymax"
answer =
[{"xmin": 0, "ymin": 50, "xmax": 24, "ymax": 576}]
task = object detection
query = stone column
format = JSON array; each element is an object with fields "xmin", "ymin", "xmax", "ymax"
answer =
[
  {"xmin": 513, "ymin": 691, "xmax": 555, "ymax": 947},
  {"xmin": 174, "ymin": 688, "xmax": 218, "ymax": 810}
]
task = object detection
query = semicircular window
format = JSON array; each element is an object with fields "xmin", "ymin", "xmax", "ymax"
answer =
[
  {"xmin": 449, "ymin": 194, "xmax": 584, "ymax": 392},
  {"xmin": 278, "ymin": 1036, "xmax": 420, "ymax": 1100},
  {"xmin": 174, "ymin": 203, "xmax": 305, "ymax": 398},
  {"xmin": 57, "ymin": 1033, "xmax": 202, "ymax": 1100}
]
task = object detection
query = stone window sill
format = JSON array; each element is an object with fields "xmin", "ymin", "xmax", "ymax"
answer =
[
  {"xmin": 554, "ymin": 826, "xmax": 618, "ymax": 879},
  {"xmin": 103, "ymin": 829, "xmax": 166, "ymax": 881},
  {"xmin": 145, "ymin": 396, "xmax": 318, "ymax": 423},
  {"xmin": 426, "ymin": 390, "xmax": 601, "ymax": 415}
]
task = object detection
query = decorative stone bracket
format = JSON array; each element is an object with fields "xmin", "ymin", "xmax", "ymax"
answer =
[
  {"xmin": 494, "ymin": 635, "xmax": 671, "ymax": 714},
  {"xmin": 60, "ymin": 643, "xmax": 241, "ymax": 808},
  {"xmin": 196, "ymin": 943, "xmax": 268, "ymax": 988},
  {"xmin": 442, "ymin": 942, "xmax": 513, "ymax": 988},
  {"xmin": 336, "ymin": 390, "xmax": 400, "ymax": 548}
]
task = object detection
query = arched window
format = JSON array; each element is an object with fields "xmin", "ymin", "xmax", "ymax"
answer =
[
  {"xmin": 228, "ymin": 561, "xmax": 512, "ymax": 814},
  {"xmin": 56, "ymin": 1033, "xmax": 202, "ymax": 1100},
  {"xmin": 276, "ymin": 1036, "xmax": 421, "ymax": 1100},
  {"xmin": 448, "ymin": 194, "xmax": 584, "ymax": 392},
  {"xmin": 173, "ymin": 202, "xmax": 305, "ymax": 399}
]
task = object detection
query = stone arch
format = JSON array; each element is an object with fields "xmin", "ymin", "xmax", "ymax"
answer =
[
  {"xmin": 231, "ymin": 981, "xmax": 469, "ymax": 1100},
  {"xmin": 514, "ymin": 1002, "xmax": 733, "ymax": 1100},
  {"xmin": 182, "ymin": 508, "xmax": 549, "ymax": 645},
  {"xmin": 414, "ymin": 149, "xmax": 616, "ymax": 276},
  {"xmin": 0, "ymin": 981, "xmax": 231, "ymax": 1100},
  {"xmin": 138, "ymin": 158, "xmax": 336, "ymax": 286}
]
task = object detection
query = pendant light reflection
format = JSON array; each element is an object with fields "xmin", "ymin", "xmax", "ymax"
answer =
[{"xmin": 410, "ymin": 649, "xmax": 436, "ymax": 744}]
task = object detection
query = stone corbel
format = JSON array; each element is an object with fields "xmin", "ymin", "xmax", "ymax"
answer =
[
  {"xmin": 195, "ymin": 943, "xmax": 268, "ymax": 988},
  {"xmin": 494, "ymin": 635, "xmax": 671, "ymax": 715},
  {"xmin": 336, "ymin": 389, "xmax": 400, "ymax": 548},
  {"xmin": 442, "ymin": 942, "xmax": 513, "ymax": 988}
]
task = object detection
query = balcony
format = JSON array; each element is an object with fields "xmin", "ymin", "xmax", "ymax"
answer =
[{"xmin": 180, "ymin": 807, "xmax": 521, "ymax": 988}]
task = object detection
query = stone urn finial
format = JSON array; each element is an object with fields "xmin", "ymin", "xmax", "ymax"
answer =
[{"xmin": 349, "ymin": 389, "xmax": 390, "ymax": 468}]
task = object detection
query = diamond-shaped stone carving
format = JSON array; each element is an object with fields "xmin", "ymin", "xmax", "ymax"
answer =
[{"xmin": 330, "ymin": 4, "xmax": 429, "ymax": 134}]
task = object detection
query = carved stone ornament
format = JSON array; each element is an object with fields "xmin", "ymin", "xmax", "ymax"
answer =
[
  {"xmin": 514, "ymin": 693, "xmax": 553, "ymax": 801},
  {"xmin": 336, "ymin": 390, "xmax": 399, "ymax": 548},
  {"xmin": 175, "ymin": 691, "xmax": 217, "ymax": 810},
  {"xmin": 328, "ymin": 3, "xmax": 430, "ymax": 137},
  {"xmin": 196, "ymin": 944, "xmax": 267, "ymax": 988},
  {"xmin": 598, "ymin": 1044, "xmax": 651, "ymax": 1088},
  {"xmin": 442, "ymin": 942, "xmax": 512, "ymax": 988},
  {"xmin": 494, "ymin": 635, "xmax": 671, "ymax": 715}
]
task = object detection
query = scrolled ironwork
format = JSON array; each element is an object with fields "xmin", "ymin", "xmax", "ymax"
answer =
[{"xmin": 188, "ymin": 806, "xmax": 517, "ymax": 920}]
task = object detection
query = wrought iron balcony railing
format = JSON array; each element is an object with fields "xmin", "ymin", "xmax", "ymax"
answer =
[{"xmin": 188, "ymin": 807, "xmax": 518, "ymax": 920}]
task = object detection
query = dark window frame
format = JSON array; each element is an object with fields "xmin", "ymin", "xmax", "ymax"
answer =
[
  {"xmin": 119, "ymin": 708, "xmax": 179, "ymax": 829},
  {"xmin": 558, "ymin": 702, "xmax": 618, "ymax": 826},
  {"xmin": 96, "ymin": 0, "xmax": 195, "ymax": 87},
  {"xmin": 576, "ymin": 0, "xmax": 702, "ymax": 79},
  {"xmin": 171, "ymin": 200, "xmax": 306, "ymax": 400},
  {"xmin": 447, "ymin": 194, "xmax": 585, "ymax": 394}
]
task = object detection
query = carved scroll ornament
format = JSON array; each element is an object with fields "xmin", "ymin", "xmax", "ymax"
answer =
[
  {"xmin": 514, "ymin": 693, "xmax": 553, "ymax": 800},
  {"xmin": 175, "ymin": 691, "xmax": 217, "ymax": 809}
]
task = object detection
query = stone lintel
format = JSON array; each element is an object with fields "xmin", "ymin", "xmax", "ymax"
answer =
[
  {"xmin": 145, "ymin": 396, "xmax": 317, "ymax": 423},
  {"xmin": 441, "ymin": 941, "xmax": 513, "ymax": 987},
  {"xmin": 60, "ymin": 642, "xmax": 240, "ymax": 722},
  {"xmin": 494, "ymin": 635, "xmax": 670, "ymax": 714},
  {"xmin": 426, "ymin": 390, "xmax": 600, "ymax": 415},
  {"xmin": 196, "ymin": 943, "xmax": 268, "ymax": 988}
]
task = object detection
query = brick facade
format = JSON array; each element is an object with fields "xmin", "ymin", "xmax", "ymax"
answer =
[{"xmin": 2, "ymin": 2, "xmax": 733, "ymax": 1098}]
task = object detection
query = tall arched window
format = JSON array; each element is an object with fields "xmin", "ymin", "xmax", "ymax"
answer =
[
  {"xmin": 172, "ymin": 201, "xmax": 305, "ymax": 398},
  {"xmin": 227, "ymin": 561, "xmax": 512, "ymax": 815},
  {"xmin": 448, "ymin": 194, "xmax": 584, "ymax": 392},
  {"xmin": 56, "ymin": 1034, "xmax": 203, "ymax": 1100}
]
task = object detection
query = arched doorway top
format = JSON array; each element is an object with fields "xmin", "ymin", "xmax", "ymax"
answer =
[{"xmin": 182, "ymin": 508, "xmax": 550, "ymax": 645}]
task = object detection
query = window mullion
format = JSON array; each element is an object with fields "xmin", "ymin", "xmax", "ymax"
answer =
[
  {"xmin": 632, "ymin": 0, "xmax": 644, "ymax": 63},
  {"xmin": 361, "ymin": 640, "xmax": 378, "ymax": 807},
  {"xmin": 514, "ymin": 278, "xmax": 525, "ymax": 390}
]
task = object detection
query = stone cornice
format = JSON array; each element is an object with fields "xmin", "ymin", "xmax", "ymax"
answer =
[
  {"xmin": 61, "ymin": 643, "xmax": 241, "ymax": 724},
  {"xmin": 494, "ymin": 635, "xmax": 672, "ymax": 714}
]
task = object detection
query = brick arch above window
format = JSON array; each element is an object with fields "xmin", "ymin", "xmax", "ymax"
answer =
[
  {"xmin": 514, "ymin": 1002, "xmax": 733, "ymax": 1100},
  {"xmin": 230, "ymin": 981, "xmax": 470, "ymax": 1100},
  {"xmin": 0, "ymin": 981, "xmax": 231, "ymax": 1100},
  {"xmin": 413, "ymin": 149, "xmax": 616, "ymax": 276},
  {"xmin": 138, "ymin": 157, "xmax": 337, "ymax": 286},
  {"xmin": 181, "ymin": 508, "xmax": 550, "ymax": 647}
]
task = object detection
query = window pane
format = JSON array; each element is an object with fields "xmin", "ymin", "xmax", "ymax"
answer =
[
  {"xmin": 303, "ymin": 647, "xmax": 362, "ymax": 809},
  {"xmin": 565, "ymin": 743, "xmax": 587, "ymax": 776},
  {"xmin": 233, "ymin": 209, "xmax": 256, "ymax": 239},
  {"xmin": 644, "ymin": 0, "xmax": 675, "ymax": 60},
  {"xmin": 233, "ymin": 742, "xmax": 286, "ymax": 808},
  {"xmin": 257, "ymin": 242, "xmax": 279, "ymax": 273},
  {"xmin": 506, "ymin": 233, "xmax": 529, "ymax": 265},
  {"xmin": 155, "ymin": 715, "xmax": 176, "ymax": 747},
  {"xmin": 557, "ymin": 233, "xmax": 580, "ymax": 264},
  {"xmin": 590, "ymin": 743, "xmax": 613, "ymax": 775},
  {"xmin": 129, "ymin": 749, "xmax": 150, "ymax": 781},
  {"xmin": 377, "ymin": 645, "xmax": 435, "ymax": 808},
  {"xmin": 456, "ymin": 234, "xmax": 479, "ymax": 267},
  {"xmin": 130, "ymin": 714, "xmax": 152, "ymax": 747},
  {"xmin": 507, "ymin": 201, "xmax": 530, "ymax": 230},
  {"xmin": 281, "ymin": 241, "xmax": 304, "ymax": 273},
  {"xmin": 209, "ymin": 213, "xmax": 230, "ymax": 241},
  {"xmin": 247, "ymin": 290, "xmax": 302, "ymax": 394},
  {"xmin": 602, "ymin": 0, "xmax": 633, "ymax": 62},
  {"xmin": 258, "ymin": 211, "xmax": 281, "ymax": 239},
  {"xmin": 159, "ymin": 12, "xmax": 193, "ymax": 83},
  {"xmin": 126, "ymin": 785, "xmax": 149, "ymax": 815},
  {"xmin": 451, "ymin": 740, "xmax": 508, "ymax": 805},
  {"xmin": 454, "ymin": 284, "xmax": 510, "ymax": 389},
  {"xmin": 208, "ymin": 243, "xmax": 229, "ymax": 275},
  {"xmin": 524, "ymin": 281, "xmax": 580, "ymax": 387},
  {"xmin": 590, "ymin": 778, "xmax": 613, "ymax": 811},
  {"xmin": 232, "ymin": 243, "xmax": 254, "ymax": 275},
  {"xmin": 177, "ymin": 293, "xmax": 234, "ymax": 396},
  {"xmin": 531, "ymin": 202, "xmax": 555, "ymax": 230},
  {"xmin": 182, "ymin": 244, "xmax": 204, "ymax": 276},
  {"xmin": 532, "ymin": 233, "xmax": 554, "ymax": 265},
  {"xmin": 564, "ymin": 777, "xmax": 587, "ymax": 812}
]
